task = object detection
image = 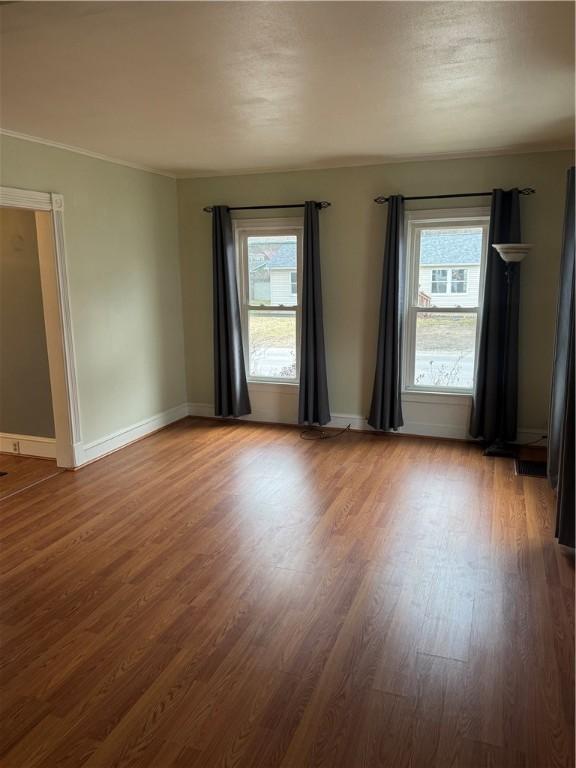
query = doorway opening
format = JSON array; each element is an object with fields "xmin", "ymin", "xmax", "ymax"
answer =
[{"xmin": 0, "ymin": 187, "xmax": 81, "ymax": 468}]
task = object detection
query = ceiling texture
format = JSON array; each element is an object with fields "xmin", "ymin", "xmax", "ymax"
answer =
[{"xmin": 1, "ymin": 1, "xmax": 574, "ymax": 177}]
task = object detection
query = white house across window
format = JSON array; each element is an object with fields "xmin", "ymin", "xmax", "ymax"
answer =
[
  {"xmin": 403, "ymin": 210, "xmax": 489, "ymax": 393},
  {"xmin": 235, "ymin": 220, "xmax": 303, "ymax": 383}
]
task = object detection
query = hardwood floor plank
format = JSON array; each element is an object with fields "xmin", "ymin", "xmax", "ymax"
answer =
[
  {"xmin": 0, "ymin": 418, "xmax": 572, "ymax": 768},
  {"xmin": 417, "ymin": 565, "xmax": 475, "ymax": 662},
  {"xmin": 452, "ymin": 739, "xmax": 527, "ymax": 768},
  {"xmin": 338, "ymin": 689, "xmax": 415, "ymax": 768},
  {"xmin": 35, "ymin": 734, "xmax": 100, "ymax": 768},
  {"xmin": 0, "ymin": 695, "xmax": 50, "ymax": 758},
  {"xmin": 411, "ymin": 653, "xmax": 468, "ymax": 768},
  {"xmin": 0, "ymin": 455, "xmax": 63, "ymax": 501}
]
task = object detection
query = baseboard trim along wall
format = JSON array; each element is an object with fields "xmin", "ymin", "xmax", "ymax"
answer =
[
  {"xmin": 74, "ymin": 403, "xmax": 189, "ymax": 467},
  {"xmin": 186, "ymin": 402, "xmax": 545, "ymax": 445},
  {"xmin": 0, "ymin": 433, "xmax": 57, "ymax": 459},
  {"xmin": 55, "ymin": 399, "xmax": 545, "ymax": 470}
]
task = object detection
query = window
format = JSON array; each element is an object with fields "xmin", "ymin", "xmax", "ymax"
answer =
[
  {"xmin": 403, "ymin": 209, "xmax": 489, "ymax": 393},
  {"xmin": 432, "ymin": 267, "xmax": 468, "ymax": 294},
  {"xmin": 235, "ymin": 219, "xmax": 302, "ymax": 383},
  {"xmin": 431, "ymin": 269, "xmax": 448, "ymax": 293},
  {"xmin": 451, "ymin": 268, "xmax": 468, "ymax": 294}
]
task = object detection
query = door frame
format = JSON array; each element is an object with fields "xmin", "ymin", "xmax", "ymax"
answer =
[{"xmin": 1, "ymin": 186, "xmax": 81, "ymax": 467}]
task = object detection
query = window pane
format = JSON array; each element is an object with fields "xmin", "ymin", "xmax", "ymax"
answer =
[
  {"xmin": 414, "ymin": 312, "xmax": 477, "ymax": 389},
  {"xmin": 451, "ymin": 268, "xmax": 467, "ymax": 293},
  {"xmin": 418, "ymin": 228, "xmax": 482, "ymax": 308},
  {"xmin": 431, "ymin": 269, "xmax": 447, "ymax": 294},
  {"xmin": 247, "ymin": 235, "xmax": 297, "ymax": 307},
  {"xmin": 248, "ymin": 310, "xmax": 296, "ymax": 379}
]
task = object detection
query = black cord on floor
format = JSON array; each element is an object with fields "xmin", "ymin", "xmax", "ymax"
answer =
[
  {"xmin": 515, "ymin": 435, "xmax": 548, "ymax": 447},
  {"xmin": 300, "ymin": 424, "xmax": 352, "ymax": 440}
]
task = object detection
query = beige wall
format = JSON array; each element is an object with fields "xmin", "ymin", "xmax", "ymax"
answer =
[
  {"xmin": 178, "ymin": 150, "xmax": 573, "ymax": 431},
  {"xmin": 0, "ymin": 135, "xmax": 187, "ymax": 445},
  {"xmin": 0, "ymin": 207, "xmax": 55, "ymax": 437},
  {"xmin": 0, "ymin": 136, "xmax": 569, "ymax": 445}
]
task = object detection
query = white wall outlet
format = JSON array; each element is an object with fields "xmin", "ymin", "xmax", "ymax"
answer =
[{"xmin": 11, "ymin": 440, "xmax": 20, "ymax": 454}]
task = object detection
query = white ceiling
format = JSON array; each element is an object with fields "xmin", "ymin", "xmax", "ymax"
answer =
[{"xmin": 1, "ymin": 1, "xmax": 574, "ymax": 177}]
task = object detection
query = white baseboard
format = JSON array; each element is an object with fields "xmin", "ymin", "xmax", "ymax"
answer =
[
  {"xmin": 0, "ymin": 433, "xmax": 56, "ymax": 459},
  {"xmin": 187, "ymin": 402, "xmax": 467, "ymax": 435},
  {"xmin": 186, "ymin": 402, "xmax": 545, "ymax": 444},
  {"xmin": 326, "ymin": 413, "xmax": 369, "ymax": 431},
  {"xmin": 187, "ymin": 403, "xmax": 468, "ymax": 438},
  {"xmin": 324, "ymin": 415, "xmax": 473, "ymax": 439},
  {"xmin": 5, "ymin": 405, "xmax": 542, "ymax": 471},
  {"xmin": 75, "ymin": 403, "xmax": 189, "ymax": 467},
  {"xmin": 187, "ymin": 402, "xmax": 216, "ymax": 419},
  {"xmin": 188, "ymin": 401, "xmax": 306, "ymax": 426}
]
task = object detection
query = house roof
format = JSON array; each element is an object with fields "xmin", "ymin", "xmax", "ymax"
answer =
[
  {"xmin": 420, "ymin": 229, "xmax": 482, "ymax": 266},
  {"xmin": 249, "ymin": 242, "xmax": 297, "ymax": 270},
  {"xmin": 248, "ymin": 230, "xmax": 482, "ymax": 271}
]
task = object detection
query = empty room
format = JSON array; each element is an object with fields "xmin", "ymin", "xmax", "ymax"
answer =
[{"xmin": 0, "ymin": 2, "xmax": 574, "ymax": 766}]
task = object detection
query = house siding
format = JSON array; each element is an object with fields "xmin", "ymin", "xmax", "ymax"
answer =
[
  {"xmin": 418, "ymin": 264, "xmax": 481, "ymax": 308},
  {"xmin": 270, "ymin": 268, "xmax": 297, "ymax": 305}
]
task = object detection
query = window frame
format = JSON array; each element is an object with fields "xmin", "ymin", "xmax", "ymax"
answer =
[
  {"xmin": 402, "ymin": 208, "xmax": 490, "ymax": 395},
  {"xmin": 234, "ymin": 217, "xmax": 303, "ymax": 385}
]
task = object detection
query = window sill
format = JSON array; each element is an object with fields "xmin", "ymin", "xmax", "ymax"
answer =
[
  {"xmin": 248, "ymin": 381, "xmax": 299, "ymax": 393},
  {"xmin": 402, "ymin": 390, "xmax": 473, "ymax": 406}
]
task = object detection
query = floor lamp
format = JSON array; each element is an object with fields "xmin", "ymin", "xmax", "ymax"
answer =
[{"xmin": 484, "ymin": 243, "xmax": 533, "ymax": 458}]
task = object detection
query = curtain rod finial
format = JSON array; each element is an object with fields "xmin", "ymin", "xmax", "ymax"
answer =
[
  {"xmin": 203, "ymin": 206, "xmax": 213, "ymax": 213},
  {"xmin": 519, "ymin": 187, "xmax": 536, "ymax": 196},
  {"xmin": 317, "ymin": 201, "xmax": 331, "ymax": 209},
  {"xmin": 374, "ymin": 196, "xmax": 389, "ymax": 204}
]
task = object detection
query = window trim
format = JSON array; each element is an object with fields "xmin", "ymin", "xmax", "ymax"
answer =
[
  {"xmin": 233, "ymin": 217, "xmax": 303, "ymax": 385},
  {"xmin": 402, "ymin": 207, "xmax": 490, "ymax": 395}
]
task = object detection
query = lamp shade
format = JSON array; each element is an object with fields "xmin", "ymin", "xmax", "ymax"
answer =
[{"xmin": 492, "ymin": 243, "xmax": 533, "ymax": 263}]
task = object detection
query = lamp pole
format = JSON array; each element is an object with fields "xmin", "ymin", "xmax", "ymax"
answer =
[{"xmin": 484, "ymin": 244, "xmax": 533, "ymax": 458}]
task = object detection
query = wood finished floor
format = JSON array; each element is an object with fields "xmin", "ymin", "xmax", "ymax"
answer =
[
  {"xmin": 0, "ymin": 418, "xmax": 573, "ymax": 768},
  {"xmin": 0, "ymin": 455, "xmax": 62, "ymax": 501}
]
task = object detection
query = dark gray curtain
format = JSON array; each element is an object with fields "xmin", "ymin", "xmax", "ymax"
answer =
[
  {"xmin": 368, "ymin": 195, "xmax": 404, "ymax": 431},
  {"xmin": 548, "ymin": 167, "xmax": 575, "ymax": 547},
  {"xmin": 549, "ymin": 168, "xmax": 575, "ymax": 488},
  {"xmin": 212, "ymin": 206, "xmax": 251, "ymax": 417},
  {"xmin": 298, "ymin": 201, "xmax": 330, "ymax": 425},
  {"xmin": 470, "ymin": 189, "xmax": 521, "ymax": 443},
  {"xmin": 556, "ymin": 321, "xmax": 574, "ymax": 547}
]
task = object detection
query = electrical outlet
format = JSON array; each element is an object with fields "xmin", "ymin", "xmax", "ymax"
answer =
[{"xmin": 11, "ymin": 440, "xmax": 20, "ymax": 454}]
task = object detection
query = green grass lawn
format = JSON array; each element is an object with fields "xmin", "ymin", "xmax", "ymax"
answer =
[
  {"xmin": 248, "ymin": 311, "xmax": 475, "ymax": 353},
  {"xmin": 249, "ymin": 312, "xmax": 295, "ymax": 349},
  {"xmin": 416, "ymin": 313, "xmax": 476, "ymax": 351}
]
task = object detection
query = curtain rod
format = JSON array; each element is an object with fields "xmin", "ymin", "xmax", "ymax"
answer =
[
  {"xmin": 374, "ymin": 187, "xmax": 535, "ymax": 204},
  {"xmin": 203, "ymin": 201, "xmax": 331, "ymax": 213}
]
